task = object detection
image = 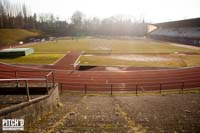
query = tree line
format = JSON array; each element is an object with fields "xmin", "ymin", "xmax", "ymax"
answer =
[{"xmin": 0, "ymin": 0, "xmax": 148, "ymax": 37}]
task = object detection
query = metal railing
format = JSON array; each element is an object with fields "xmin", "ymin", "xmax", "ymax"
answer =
[
  {"xmin": 0, "ymin": 78, "xmax": 47, "ymax": 101},
  {"xmin": 0, "ymin": 70, "xmax": 55, "ymax": 87},
  {"xmin": 0, "ymin": 70, "xmax": 55, "ymax": 101},
  {"xmin": 59, "ymin": 80, "xmax": 200, "ymax": 95}
]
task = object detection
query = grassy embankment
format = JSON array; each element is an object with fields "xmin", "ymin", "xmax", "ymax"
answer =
[
  {"xmin": 0, "ymin": 29, "xmax": 64, "ymax": 64},
  {"xmin": 0, "ymin": 29, "xmax": 40, "ymax": 46}
]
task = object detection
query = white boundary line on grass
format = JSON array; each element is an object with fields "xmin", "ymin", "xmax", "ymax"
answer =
[{"xmin": 73, "ymin": 52, "xmax": 82, "ymax": 66}]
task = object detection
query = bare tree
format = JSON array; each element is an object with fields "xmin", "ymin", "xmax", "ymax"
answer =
[
  {"xmin": 0, "ymin": 0, "xmax": 148, "ymax": 37},
  {"xmin": 71, "ymin": 11, "xmax": 84, "ymax": 36},
  {"xmin": 0, "ymin": 0, "xmax": 5, "ymax": 28}
]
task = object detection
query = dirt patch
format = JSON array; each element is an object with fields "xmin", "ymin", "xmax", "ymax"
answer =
[
  {"xmin": 83, "ymin": 54, "xmax": 180, "ymax": 62},
  {"xmin": 105, "ymin": 67, "xmax": 128, "ymax": 71},
  {"xmin": 110, "ymin": 55, "xmax": 177, "ymax": 62},
  {"xmin": 89, "ymin": 39, "xmax": 112, "ymax": 51}
]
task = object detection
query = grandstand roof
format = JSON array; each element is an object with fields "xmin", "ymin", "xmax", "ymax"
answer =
[{"xmin": 153, "ymin": 18, "xmax": 200, "ymax": 28}]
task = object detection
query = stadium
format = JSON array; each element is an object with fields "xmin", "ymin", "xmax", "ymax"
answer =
[
  {"xmin": 0, "ymin": 18, "xmax": 200, "ymax": 132},
  {"xmin": 1, "ymin": 18, "xmax": 200, "ymax": 93},
  {"xmin": 0, "ymin": 0, "xmax": 199, "ymax": 131}
]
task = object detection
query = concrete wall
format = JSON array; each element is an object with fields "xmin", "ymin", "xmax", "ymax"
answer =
[
  {"xmin": 0, "ymin": 48, "xmax": 34, "ymax": 58},
  {"xmin": 0, "ymin": 85, "xmax": 60, "ymax": 132}
]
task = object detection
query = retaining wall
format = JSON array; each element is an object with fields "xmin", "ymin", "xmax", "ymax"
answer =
[{"xmin": 0, "ymin": 85, "xmax": 60, "ymax": 132}]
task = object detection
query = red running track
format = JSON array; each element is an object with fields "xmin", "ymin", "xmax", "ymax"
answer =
[
  {"xmin": 52, "ymin": 51, "xmax": 81, "ymax": 70},
  {"xmin": 0, "ymin": 51, "xmax": 200, "ymax": 93}
]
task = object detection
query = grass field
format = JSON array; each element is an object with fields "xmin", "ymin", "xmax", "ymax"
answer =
[
  {"xmin": 18, "ymin": 38, "xmax": 200, "ymax": 54},
  {"xmin": 0, "ymin": 37, "xmax": 200, "ymax": 66}
]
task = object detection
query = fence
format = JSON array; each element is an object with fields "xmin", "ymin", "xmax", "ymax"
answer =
[
  {"xmin": 59, "ymin": 80, "xmax": 200, "ymax": 95},
  {"xmin": 1, "ymin": 70, "xmax": 200, "ymax": 96}
]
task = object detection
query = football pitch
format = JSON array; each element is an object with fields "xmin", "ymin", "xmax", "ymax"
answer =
[{"xmin": 0, "ymin": 37, "xmax": 200, "ymax": 67}]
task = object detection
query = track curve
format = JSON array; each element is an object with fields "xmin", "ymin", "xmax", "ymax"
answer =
[
  {"xmin": 0, "ymin": 51, "xmax": 200, "ymax": 92},
  {"xmin": 0, "ymin": 62, "xmax": 200, "ymax": 92}
]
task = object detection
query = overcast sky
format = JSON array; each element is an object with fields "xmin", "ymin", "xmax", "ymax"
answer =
[{"xmin": 16, "ymin": 0, "xmax": 200, "ymax": 23}]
